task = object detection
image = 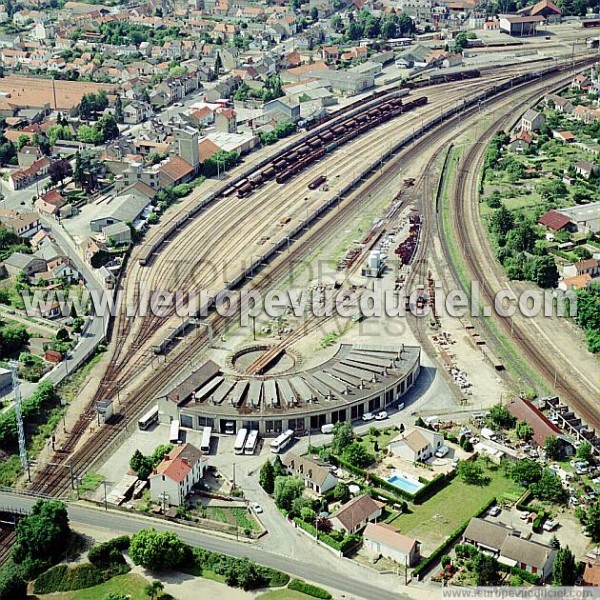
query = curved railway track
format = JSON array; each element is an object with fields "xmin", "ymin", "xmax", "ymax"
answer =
[
  {"xmin": 451, "ymin": 73, "xmax": 600, "ymax": 429},
  {"xmin": 29, "ymin": 59, "xmax": 598, "ymax": 496}
]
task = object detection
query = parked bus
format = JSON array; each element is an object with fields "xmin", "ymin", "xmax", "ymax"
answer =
[
  {"xmin": 169, "ymin": 419, "xmax": 180, "ymax": 443},
  {"xmin": 244, "ymin": 430, "xmax": 259, "ymax": 455},
  {"xmin": 138, "ymin": 405, "xmax": 159, "ymax": 430},
  {"xmin": 234, "ymin": 428, "xmax": 248, "ymax": 455},
  {"xmin": 201, "ymin": 426, "xmax": 212, "ymax": 453},
  {"xmin": 270, "ymin": 429, "xmax": 294, "ymax": 454}
]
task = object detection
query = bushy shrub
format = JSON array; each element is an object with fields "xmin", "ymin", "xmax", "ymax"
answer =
[
  {"xmin": 288, "ymin": 579, "xmax": 332, "ymax": 599},
  {"xmin": 87, "ymin": 536, "xmax": 129, "ymax": 567}
]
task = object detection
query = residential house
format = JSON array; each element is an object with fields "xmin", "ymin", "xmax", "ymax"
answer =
[
  {"xmin": 158, "ymin": 156, "xmax": 196, "ymax": 188},
  {"xmin": 562, "ymin": 258, "xmax": 600, "ymax": 279},
  {"xmin": 582, "ymin": 547, "xmax": 600, "ymax": 587},
  {"xmin": 29, "ymin": 229, "xmax": 52, "ymax": 250},
  {"xmin": 281, "ymin": 452, "xmax": 338, "ymax": 495},
  {"xmin": 329, "ymin": 494, "xmax": 385, "ymax": 535},
  {"xmin": 4, "ymin": 252, "xmax": 46, "ymax": 277},
  {"xmin": 571, "ymin": 73, "xmax": 590, "ymax": 91},
  {"xmin": 558, "ymin": 273, "xmax": 598, "ymax": 292},
  {"xmin": 363, "ymin": 523, "xmax": 421, "ymax": 566},
  {"xmin": 122, "ymin": 101, "xmax": 154, "ymax": 125},
  {"xmin": 82, "ymin": 237, "xmax": 106, "ymax": 265},
  {"xmin": 520, "ymin": 109, "xmax": 544, "ymax": 133},
  {"xmin": 537, "ymin": 209, "xmax": 575, "ymax": 232},
  {"xmin": 17, "ymin": 145, "xmax": 43, "ymax": 169},
  {"xmin": 572, "ymin": 105, "xmax": 598, "ymax": 124},
  {"xmin": 509, "ymin": 130, "xmax": 534, "ymax": 153},
  {"xmin": 463, "ymin": 518, "xmax": 556, "ymax": 580},
  {"xmin": 545, "ymin": 94, "xmax": 574, "ymax": 114},
  {"xmin": 215, "ymin": 108, "xmax": 237, "ymax": 133},
  {"xmin": 187, "ymin": 106, "xmax": 215, "ymax": 128},
  {"xmin": 388, "ymin": 426, "xmax": 444, "ymax": 462},
  {"xmin": 574, "ymin": 160, "xmax": 599, "ymax": 180},
  {"xmin": 3, "ymin": 212, "xmax": 41, "ymax": 239},
  {"xmin": 264, "ymin": 96, "xmax": 301, "ymax": 122},
  {"xmin": 149, "ymin": 443, "xmax": 205, "ymax": 507},
  {"xmin": 35, "ymin": 189, "xmax": 67, "ymax": 216},
  {"xmin": 8, "ymin": 156, "xmax": 50, "ymax": 191}
]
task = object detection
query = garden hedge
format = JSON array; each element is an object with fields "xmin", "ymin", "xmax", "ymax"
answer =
[{"xmin": 288, "ymin": 579, "xmax": 332, "ymax": 599}]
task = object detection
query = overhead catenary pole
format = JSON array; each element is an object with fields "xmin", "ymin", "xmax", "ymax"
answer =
[{"xmin": 9, "ymin": 360, "xmax": 29, "ymax": 482}]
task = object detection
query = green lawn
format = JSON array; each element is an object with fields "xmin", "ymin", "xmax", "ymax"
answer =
[
  {"xmin": 356, "ymin": 427, "xmax": 399, "ymax": 455},
  {"xmin": 36, "ymin": 573, "xmax": 149, "ymax": 600},
  {"xmin": 388, "ymin": 464, "xmax": 522, "ymax": 554}
]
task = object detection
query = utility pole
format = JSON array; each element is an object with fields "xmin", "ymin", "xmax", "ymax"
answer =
[
  {"xmin": 103, "ymin": 480, "xmax": 108, "ymax": 511},
  {"xmin": 9, "ymin": 360, "xmax": 29, "ymax": 482}
]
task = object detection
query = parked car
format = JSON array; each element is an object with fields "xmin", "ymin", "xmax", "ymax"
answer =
[
  {"xmin": 375, "ymin": 411, "xmax": 388, "ymax": 421},
  {"xmin": 252, "ymin": 503, "xmax": 263, "ymax": 514},
  {"xmin": 569, "ymin": 496, "xmax": 580, "ymax": 506},
  {"xmin": 435, "ymin": 445, "xmax": 449, "ymax": 458},
  {"xmin": 543, "ymin": 520, "xmax": 557, "ymax": 532},
  {"xmin": 520, "ymin": 510, "xmax": 530, "ymax": 520},
  {"xmin": 362, "ymin": 412, "xmax": 375, "ymax": 422},
  {"xmin": 489, "ymin": 506, "xmax": 501, "ymax": 517}
]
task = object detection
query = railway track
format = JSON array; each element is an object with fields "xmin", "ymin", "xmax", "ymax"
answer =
[
  {"xmin": 450, "ymin": 72, "xmax": 600, "ymax": 429},
  {"xmin": 29, "ymin": 59, "xmax": 598, "ymax": 496}
]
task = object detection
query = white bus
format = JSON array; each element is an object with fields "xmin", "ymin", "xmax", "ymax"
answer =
[
  {"xmin": 270, "ymin": 429, "xmax": 294, "ymax": 454},
  {"xmin": 169, "ymin": 419, "xmax": 180, "ymax": 443},
  {"xmin": 201, "ymin": 426, "xmax": 212, "ymax": 453},
  {"xmin": 244, "ymin": 430, "xmax": 259, "ymax": 455},
  {"xmin": 138, "ymin": 405, "xmax": 159, "ymax": 430},
  {"xmin": 234, "ymin": 428, "xmax": 248, "ymax": 455}
]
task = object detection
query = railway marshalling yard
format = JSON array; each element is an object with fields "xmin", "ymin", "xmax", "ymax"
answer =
[{"xmin": 28, "ymin": 54, "xmax": 600, "ymax": 508}]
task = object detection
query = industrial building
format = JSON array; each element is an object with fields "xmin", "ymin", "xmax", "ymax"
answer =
[{"xmin": 157, "ymin": 343, "xmax": 420, "ymax": 436}]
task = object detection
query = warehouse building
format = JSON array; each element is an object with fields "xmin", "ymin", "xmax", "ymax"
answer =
[{"xmin": 157, "ymin": 343, "xmax": 420, "ymax": 436}]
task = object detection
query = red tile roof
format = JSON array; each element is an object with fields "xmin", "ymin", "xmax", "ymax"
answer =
[
  {"xmin": 152, "ymin": 443, "xmax": 203, "ymax": 484},
  {"xmin": 507, "ymin": 397, "xmax": 561, "ymax": 447},
  {"xmin": 538, "ymin": 209, "xmax": 572, "ymax": 231},
  {"xmin": 40, "ymin": 189, "xmax": 66, "ymax": 207}
]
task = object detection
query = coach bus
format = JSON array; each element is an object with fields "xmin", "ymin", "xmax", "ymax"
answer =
[
  {"xmin": 234, "ymin": 428, "xmax": 248, "ymax": 455},
  {"xmin": 138, "ymin": 405, "xmax": 159, "ymax": 430},
  {"xmin": 201, "ymin": 426, "xmax": 212, "ymax": 453},
  {"xmin": 244, "ymin": 430, "xmax": 259, "ymax": 455},
  {"xmin": 270, "ymin": 429, "xmax": 294, "ymax": 454}
]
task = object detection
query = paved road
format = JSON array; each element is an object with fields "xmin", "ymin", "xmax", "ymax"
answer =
[{"xmin": 0, "ymin": 490, "xmax": 414, "ymax": 600}]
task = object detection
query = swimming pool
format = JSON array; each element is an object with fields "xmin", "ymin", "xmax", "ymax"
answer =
[{"xmin": 386, "ymin": 473, "xmax": 424, "ymax": 495}]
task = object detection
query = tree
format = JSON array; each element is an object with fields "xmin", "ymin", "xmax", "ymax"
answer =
[
  {"xmin": 531, "ymin": 470, "xmax": 567, "ymax": 503},
  {"xmin": 473, "ymin": 553, "xmax": 500, "ymax": 585},
  {"xmin": 457, "ymin": 460, "xmax": 486, "ymax": 485},
  {"xmin": 56, "ymin": 328, "xmax": 70, "ymax": 342},
  {"xmin": 144, "ymin": 580, "xmax": 164, "ymax": 600},
  {"xmin": 16, "ymin": 134, "xmax": 29, "ymax": 151},
  {"xmin": 0, "ymin": 562, "xmax": 26, "ymax": 600},
  {"xmin": 490, "ymin": 205, "xmax": 514, "ymax": 242},
  {"xmin": 12, "ymin": 500, "xmax": 71, "ymax": 578},
  {"xmin": 259, "ymin": 460, "xmax": 275, "ymax": 494},
  {"xmin": 544, "ymin": 436, "xmax": 562, "ymax": 460},
  {"xmin": 331, "ymin": 421, "xmax": 354, "ymax": 456},
  {"xmin": 333, "ymin": 482, "xmax": 350, "ymax": 503},
  {"xmin": 509, "ymin": 459, "xmax": 542, "ymax": 486},
  {"xmin": 576, "ymin": 441, "xmax": 593, "ymax": 463},
  {"xmin": 581, "ymin": 502, "xmax": 600, "ymax": 543},
  {"xmin": 49, "ymin": 159, "xmax": 73, "ymax": 186},
  {"xmin": 529, "ymin": 255, "xmax": 558, "ymax": 288},
  {"xmin": 487, "ymin": 403, "xmax": 515, "ymax": 429},
  {"xmin": 342, "ymin": 442, "xmax": 373, "ymax": 468},
  {"xmin": 453, "ymin": 32, "xmax": 469, "ymax": 53},
  {"xmin": 273, "ymin": 455, "xmax": 286, "ymax": 478},
  {"xmin": 310, "ymin": 6, "xmax": 318, "ymax": 19},
  {"xmin": 129, "ymin": 529, "xmax": 188, "ymax": 570},
  {"xmin": 114, "ymin": 95, "xmax": 123, "ymax": 124},
  {"xmin": 129, "ymin": 449, "xmax": 152, "ymax": 480},
  {"xmin": 90, "ymin": 249, "xmax": 111, "ymax": 269},
  {"xmin": 552, "ymin": 547, "xmax": 577, "ymax": 586},
  {"xmin": 274, "ymin": 476, "xmax": 303, "ymax": 512},
  {"xmin": 214, "ymin": 52, "xmax": 222, "ymax": 75},
  {"xmin": 515, "ymin": 421, "xmax": 534, "ymax": 441},
  {"xmin": 150, "ymin": 444, "xmax": 172, "ymax": 467}
]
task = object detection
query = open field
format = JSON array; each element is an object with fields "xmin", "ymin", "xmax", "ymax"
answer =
[
  {"xmin": 35, "ymin": 573, "xmax": 149, "ymax": 600},
  {"xmin": 388, "ymin": 464, "xmax": 523, "ymax": 554}
]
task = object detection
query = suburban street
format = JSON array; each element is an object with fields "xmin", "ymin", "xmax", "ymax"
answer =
[{"xmin": 0, "ymin": 490, "xmax": 418, "ymax": 600}]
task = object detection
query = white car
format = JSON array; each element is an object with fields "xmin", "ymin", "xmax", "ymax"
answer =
[
  {"xmin": 549, "ymin": 463, "xmax": 560, "ymax": 472},
  {"xmin": 543, "ymin": 520, "xmax": 557, "ymax": 532},
  {"xmin": 569, "ymin": 496, "xmax": 580, "ymax": 506},
  {"xmin": 489, "ymin": 506, "xmax": 501, "ymax": 517},
  {"xmin": 375, "ymin": 411, "xmax": 388, "ymax": 421},
  {"xmin": 520, "ymin": 510, "xmax": 530, "ymax": 520},
  {"xmin": 362, "ymin": 412, "xmax": 375, "ymax": 422},
  {"xmin": 252, "ymin": 503, "xmax": 263, "ymax": 514}
]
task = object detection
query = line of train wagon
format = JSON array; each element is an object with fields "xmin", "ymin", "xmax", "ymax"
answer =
[{"xmin": 228, "ymin": 95, "xmax": 428, "ymax": 198}]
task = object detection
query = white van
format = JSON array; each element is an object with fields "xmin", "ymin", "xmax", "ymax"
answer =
[{"xmin": 321, "ymin": 424, "xmax": 335, "ymax": 434}]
